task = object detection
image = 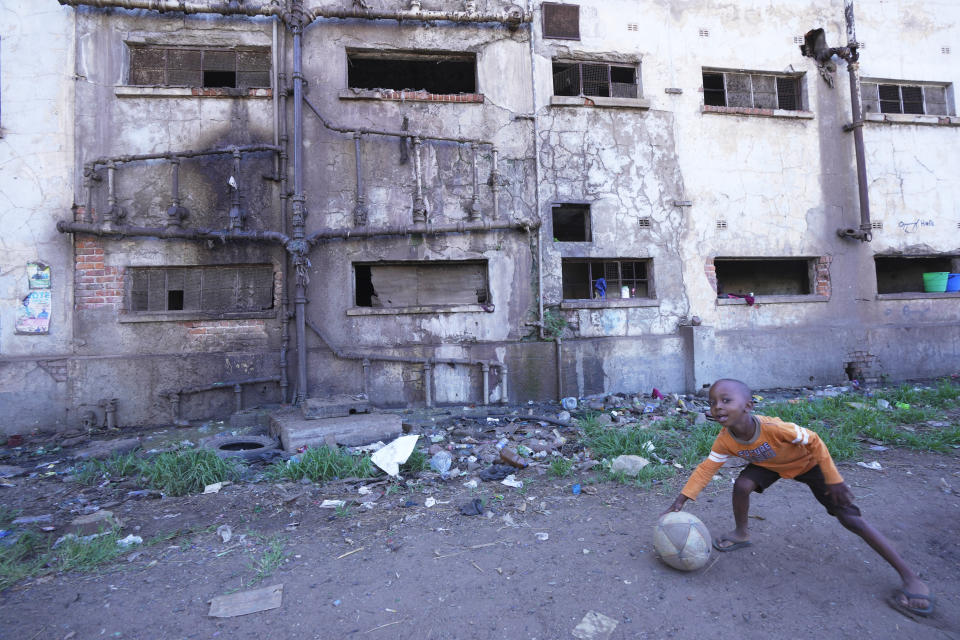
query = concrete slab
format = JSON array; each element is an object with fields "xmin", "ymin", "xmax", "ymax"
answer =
[
  {"xmin": 270, "ymin": 412, "xmax": 401, "ymax": 452},
  {"xmin": 301, "ymin": 394, "xmax": 371, "ymax": 420},
  {"xmin": 72, "ymin": 437, "xmax": 141, "ymax": 460}
]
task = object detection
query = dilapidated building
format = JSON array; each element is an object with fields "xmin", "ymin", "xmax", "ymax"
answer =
[{"xmin": 1, "ymin": 0, "xmax": 958, "ymax": 433}]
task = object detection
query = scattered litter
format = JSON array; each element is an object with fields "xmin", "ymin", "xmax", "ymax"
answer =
[
  {"xmin": 429, "ymin": 450, "xmax": 453, "ymax": 478},
  {"xmin": 501, "ymin": 475, "xmax": 523, "ymax": 489},
  {"xmin": 462, "ymin": 479, "xmax": 479, "ymax": 489},
  {"xmin": 894, "ymin": 402, "xmax": 911, "ymax": 410},
  {"xmin": 876, "ymin": 399, "xmax": 891, "ymax": 410},
  {"xmin": 939, "ymin": 478, "xmax": 953, "ymax": 494},
  {"xmin": 371, "ymin": 435, "xmax": 420, "ymax": 477},
  {"xmin": 424, "ymin": 497, "xmax": 437, "ymax": 508},
  {"xmin": 117, "ymin": 534, "xmax": 143, "ymax": 548},
  {"xmin": 535, "ymin": 532, "xmax": 549, "ymax": 541},
  {"xmin": 358, "ymin": 485, "xmax": 373, "ymax": 495},
  {"xmin": 203, "ymin": 482, "xmax": 223, "ymax": 494},
  {"xmin": 868, "ymin": 445, "xmax": 888, "ymax": 451},
  {"xmin": 572, "ymin": 483, "xmax": 581, "ymax": 495},
  {"xmin": 208, "ymin": 583, "xmax": 283, "ymax": 618},
  {"xmin": 336, "ymin": 546, "xmax": 364, "ymax": 559},
  {"xmin": 11, "ymin": 514, "xmax": 52, "ymax": 525},
  {"xmin": 857, "ymin": 461, "xmax": 883, "ymax": 471},
  {"xmin": 459, "ymin": 498, "xmax": 484, "ymax": 516},
  {"xmin": 479, "ymin": 464, "xmax": 513, "ymax": 481},
  {"xmin": 572, "ymin": 610, "xmax": 619, "ymax": 640},
  {"xmin": 501, "ymin": 513, "xmax": 518, "ymax": 527},
  {"xmin": 217, "ymin": 525, "xmax": 233, "ymax": 543},
  {"xmin": 320, "ymin": 500, "xmax": 347, "ymax": 508},
  {"xmin": 561, "ymin": 397, "xmax": 578, "ymax": 411}
]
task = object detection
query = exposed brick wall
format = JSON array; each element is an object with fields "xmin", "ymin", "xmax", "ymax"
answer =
[
  {"xmin": 183, "ymin": 319, "xmax": 269, "ymax": 351},
  {"xmin": 814, "ymin": 255, "xmax": 832, "ymax": 297},
  {"xmin": 74, "ymin": 234, "xmax": 123, "ymax": 311},
  {"xmin": 358, "ymin": 89, "xmax": 484, "ymax": 103},
  {"xmin": 704, "ymin": 257, "xmax": 717, "ymax": 293}
]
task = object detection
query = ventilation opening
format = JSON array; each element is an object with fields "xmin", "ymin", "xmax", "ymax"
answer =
[
  {"xmin": 167, "ymin": 290, "xmax": 184, "ymax": 311},
  {"xmin": 716, "ymin": 220, "xmax": 727, "ymax": 230},
  {"xmin": 347, "ymin": 52, "xmax": 476, "ymax": 94},
  {"xmin": 715, "ymin": 258, "xmax": 812, "ymax": 296},
  {"xmin": 875, "ymin": 255, "xmax": 957, "ymax": 294},
  {"xmin": 354, "ymin": 260, "xmax": 489, "ymax": 308},
  {"xmin": 552, "ymin": 203, "xmax": 591, "ymax": 241},
  {"xmin": 638, "ymin": 217, "xmax": 651, "ymax": 228},
  {"xmin": 203, "ymin": 70, "xmax": 236, "ymax": 88}
]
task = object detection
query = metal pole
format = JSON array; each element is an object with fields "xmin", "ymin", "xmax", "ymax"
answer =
[
  {"xmin": 469, "ymin": 143, "xmax": 481, "ymax": 220},
  {"xmin": 844, "ymin": 0, "xmax": 871, "ymax": 241},
  {"xmin": 424, "ymin": 362, "xmax": 433, "ymax": 408},
  {"xmin": 354, "ymin": 133, "xmax": 368, "ymax": 226},
  {"xmin": 481, "ymin": 362, "xmax": 490, "ymax": 405},
  {"xmin": 412, "ymin": 137, "xmax": 427, "ymax": 223},
  {"xmin": 290, "ymin": 1, "xmax": 309, "ymax": 405}
]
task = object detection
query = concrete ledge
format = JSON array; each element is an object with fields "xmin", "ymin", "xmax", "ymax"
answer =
[
  {"xmin": 118, "ymin": 310, "xmax": 276, "ymax": 323},
  {"xmin": 115, "ymin": 86, "xmax": 272, "ymax": 98},
  {"xmin": 550, "ymin": 95, "xmax": 651, "ymax": 109},
  {"xmin": 339, "ymin": 88, "xmax": 484, "ymax": 103},
  {"xmin": 876, "ymin": 291, "xmax": 960, "ymax": 300},
  {"xmin": 701, "ymin": 105, "xmax": 814, "ymax": 120},
  {"xmin": 717, "ymin": 295, "xmax": 829, "ymax": 305},
  {"xmin": 865, "ymin": 112, "xmax": 960, "ymax": 126},
  {"xmin": 347, "ymin": 304, "xmax": 488, "ymax": 315},
  {"xmin": 560, "ymin": 298, "xmax": 659, "ymax": 309},
  {"xmin": 302, "ymin": 395, "xmax": 370, "ymax": 420}
]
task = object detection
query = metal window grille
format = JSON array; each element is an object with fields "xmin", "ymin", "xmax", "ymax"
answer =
[
  {"xmin": 561, "ymin": 259, "xmax": 651, "ymax": 299},
  {"xmin": 129, "ymin": 266, "xmax": 274, "ymax": 314},
  {"xmin": 863, "ymin": 82, "xmax": 950, "ymax": 116},
  {"xmin": 698, "ymin": 28, "xmax": 710, "ymax": 37},
  {"xmin": 716, "ymin": 220, "xmax": 728, "ymax": 230},
  {"xmin": 553, "ymin": 62, "xmax": 637, "ymax": 98},
  {"xmin": 638, "ymin": 217, "xmax": 651, "ymax": 228},
  {"xmin": 627, "ymin": 24, "xmax": 638, "ymax": 32},
  {"xmin": 129, "ymin": 46, "xmax": 270, "ymax": 89},
  {"xmin": 702, "ymin": 71, "xmax": 801, "ymax": 111},
  {"xmin": 542, "ymin": 3, "xmax": 580, "ymax": 40}
]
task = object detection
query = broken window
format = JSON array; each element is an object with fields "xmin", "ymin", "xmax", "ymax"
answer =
[
  {"xmin": 875, "ymin": 256, "xmax": 958, "ymax": 294},
  {"xmin": 714, "ymin": 258, "xmax": 813, "ymax": 297},
  {"xmin": 702, "ymin": 71, "xmax": 803, "ymax": 110},
  {"xmin": 553, "ymin": 61, "xmax": 639, "ymax": 98},
  {"xmin": 561, "ymin": 259, "xmax": 651, "ymax": 300},
  {"xmin": 128, "ymin": 46, "xmax": 270, "ymax": 89},
  {"xmin": 861, "ymin": 81, "xmax": 950, "ymax": 116},
  {"xmin": 354, "ymin": 261, "xmax": 489, "ymax": 309},
  {"xmin": 552, "ymin": 203, "xmax": 592, "ymax": 242},
  {"xmin": 542, "ymin": 3, "xmax": 580, "ymax": 40},
  {"xmin": 128, "ymin": 265, "xmax": 274, "ymax": 314},
  {"xmin": 347, "ymin": 51, "xmax": 476, "ymax": 94}
]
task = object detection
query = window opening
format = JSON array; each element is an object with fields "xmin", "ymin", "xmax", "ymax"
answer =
[
  {"xmin": 354, "ymin": 261, "xmax": 489, "ymax": 309},
  {"xmin": 553, "ymin": 62, "xmax": 638, "ymax": 98},
  {"xmin": 702, "ymin": 71, "xmax": 802, "ymax": 110},
  {"xmin": 561, "ymin": 259, "xmax": 650, "ymax": 300},
  {"xmin": 128, "ymin": 46, "xmax": 270, "ymax": 89},
  {"xmin": 552, "ymin": 204, "xmax": 591, "ymax": 242},
  {"xmin": 542, "ymin": 3, "xmax": 580, "ymax": 40},
  {"xmin": 861, "ymin": 82, "xmax": 949, "ymax": 116},
  {"xmin": 875, "ymin": 256, "xmax": 958, "ymax": 294},
  {"xmin": 347, "ymin": 51, "xmax": 476, "ymax": 94},
  {"xmin": 714, "ymin": 259, "xmax": 812, "ymax": 297},
  {"xmin": 128, "ymin": 265, "xmax": 274, "ymax": 314}
]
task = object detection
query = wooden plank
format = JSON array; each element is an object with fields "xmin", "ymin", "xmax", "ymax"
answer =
[{"xmin": 208, "ymin": 584, "xmax": 283, "ymax": 618}]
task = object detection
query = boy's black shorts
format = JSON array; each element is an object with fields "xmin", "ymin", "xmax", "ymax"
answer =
[{"xmin": 738, "ymin": 463, "xmax": 861, "ymax": 518}]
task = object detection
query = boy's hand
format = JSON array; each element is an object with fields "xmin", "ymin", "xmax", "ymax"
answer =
[
  {"xmin": 825, "ymin": 482, "xmax": 854, "ymax": 506},
  {"xmin": 660, "ymin": 495, "xmax": 688, "ymax": 517}
]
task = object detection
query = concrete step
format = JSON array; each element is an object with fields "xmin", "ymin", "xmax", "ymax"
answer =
[
  {"xmin": 270, "ymin": 410, "xmax": 401, "ymax": 453},
  {"xmin": 301, "ymin": 394, "xmax": 370, "ymax": 420}
]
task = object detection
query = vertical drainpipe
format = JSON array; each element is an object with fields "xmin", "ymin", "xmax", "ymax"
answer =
[
  {"xmin": 842, "ymin": 0, "xmax": 872, "ymax": 242},
  {"xmin": 526, "ymin": 0, "xmax": 545, "ymax": 341},
  {"xmin": 275, "ymin": 16, "xmax": 290, "ymax": 403},
  {"xmin": 290, "ymin": 1, "xmax": 309, "ymax": 404}
]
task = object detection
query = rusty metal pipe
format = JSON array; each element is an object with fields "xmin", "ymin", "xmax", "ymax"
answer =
[
  {"xmin": 423, "ymin": 362, "xmax": 433, "ymax": 408},
  {"xmin": 412, "ymin": 137, "xmax": 427, "ymax": 223},
  {"xmin": 839, "ymin": 0, "xmax": 872, "ymax": 242},
  {"xmin": 353, "ymin": 133, "xmax": 368, "ymax": 226},
  {"xmin": 307, "ymin": 5, "xmax": 528, "ymax": 26},
  {"xmin": 56, "ymin": 221, "xmax": 289, "ymax": 244},
  {"xmin": 469, "ymin": 143, "xmax": 481, "ymax": 221},
  {"xmin": 86, "ymin": 144, "xmax": 282, "ymax": 172},
  {"xmin": 305, "ymin": 219, "xmax": 533, "ymax": 245}
]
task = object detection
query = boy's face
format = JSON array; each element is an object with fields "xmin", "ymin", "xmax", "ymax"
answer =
[{"xmin": 708, "ymin": 380, "xmax": 754, "ymax": 429}]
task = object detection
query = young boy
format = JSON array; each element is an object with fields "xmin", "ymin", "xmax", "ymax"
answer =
[{"xmin": 663, "ymin": 378, "xmax": 933, "ymax": 618}]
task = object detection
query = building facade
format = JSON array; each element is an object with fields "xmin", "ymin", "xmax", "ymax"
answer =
[{"xmin": 0, "ymin": 0, "xmax": 957, "ymax": 433}]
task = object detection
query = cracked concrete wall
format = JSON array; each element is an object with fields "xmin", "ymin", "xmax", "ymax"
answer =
[{"xmin": 0, "ymin": 3, "xmax": 76, "ymax": 431}]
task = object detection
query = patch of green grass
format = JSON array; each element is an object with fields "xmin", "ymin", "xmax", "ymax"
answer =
[
  {"xmin": 548, "ymin": 457, "xmax": 573, "ymax": 478},
  {"xmin": 48, "ymin": 526, "xmax": 128, "ymax": 574},
  {"xmin": 248, "ymin": 535, "xmax": 289, "ymax": 585},
  {"xmin": 0, "ymin": 505, "xmax": 21, "ymax": 527},
  {"xmin": 140, "ymin": 449, "xmax": 243, "ymax": 497},
  {"xmin": 334, "ymin": 503, "xmax": 352, "ymax": 519},
  {"xmin": 0, "ymin": 532, "xmax": 47, "ymax": 590},
  {"xmin": 265, "ymin": 446, "xmax": 376, "ymax": 483},
  {"xmin": 400, "ymin": 449, "xmax": 429, "ymax": 473},
  {"xmin": 76, "ymin": 451, "xmax": 144, "ymax": 485}
]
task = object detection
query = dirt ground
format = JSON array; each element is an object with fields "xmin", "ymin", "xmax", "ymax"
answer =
[{"xmin": 1, "ymin": 417, "xmax": 959, "ymax": 639}]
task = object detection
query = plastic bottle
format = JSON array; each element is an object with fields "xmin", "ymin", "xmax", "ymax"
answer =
[{"xmin": 499, "ymin": 447, "xmax": 529, "ymax": 469}]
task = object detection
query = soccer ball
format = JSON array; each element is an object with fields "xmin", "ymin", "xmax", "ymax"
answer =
[{"xmin": 653, "ymin": 511, "xmax": 712, "ymax": 571}]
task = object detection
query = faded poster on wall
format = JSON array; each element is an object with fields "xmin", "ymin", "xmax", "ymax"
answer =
[
  {"xmin": 28, "ymin": 262, "xmax": 51, "ymax": 289},
  {"xmin": 16, "ymin": 290, "xmax": 51, "ymax": 334}
]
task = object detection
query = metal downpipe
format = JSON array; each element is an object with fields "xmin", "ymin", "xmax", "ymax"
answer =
[{"xmin": 290, "ymin": 5, "xmax": 309, "ymax": 404}]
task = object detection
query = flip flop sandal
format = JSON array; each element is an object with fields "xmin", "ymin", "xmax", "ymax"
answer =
[
  {"xmin": 887, "ymin": 589, "xmax": 935, "ymax": 618},
  {"xmin": 712, "ymin": 537, "xmax": 752, "ymax": 552}
]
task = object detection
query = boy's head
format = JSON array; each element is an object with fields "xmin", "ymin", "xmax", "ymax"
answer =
[{"xmin": 708, "ymin": 379, "xmax": 754, "ymax": 430}]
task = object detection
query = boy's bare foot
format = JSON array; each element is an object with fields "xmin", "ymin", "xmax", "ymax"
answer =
[{"xmin": 712, "ymin": 531, "xmax": 752, "ymax": 552}]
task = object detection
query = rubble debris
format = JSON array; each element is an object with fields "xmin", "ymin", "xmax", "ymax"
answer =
[
  {"xmin": 459, "ymin": 498, "xmax": 484, "ymax": 516},
  {"xmin": 611, "ymin": 455, "xmax": 650, "ymax": 476},
  {"xmin": 208, "ymin": 584, "xmax": 283, "ymax": 618},
  {"xmin": 572, "ymin": 611, "xmax": 619, "ymax": 640},
  {"xmin": 479, "ymin": 464, "xmax": 513, "ymax": 481}
]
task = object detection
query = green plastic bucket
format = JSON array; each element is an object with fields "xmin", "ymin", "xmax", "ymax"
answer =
[{"xmin": 922, "ymin": 272, "xmax": 949, "ymax": 293}]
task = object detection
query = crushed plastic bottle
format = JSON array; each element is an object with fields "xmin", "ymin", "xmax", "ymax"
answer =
[
  {"xmin": 561, "ymin": 397, "xmax": 578, "ymax": 411},
  {"xmin": 499, "ymin": 447, "xmax": 529, "ymax": 469}
]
